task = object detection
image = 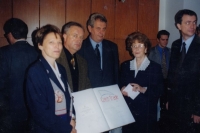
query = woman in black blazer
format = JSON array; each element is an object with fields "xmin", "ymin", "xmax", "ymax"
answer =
[
  {"xmin": 26, "ymin": 24, "xmax": 76, "ymax": 133},
  {"xmin": 120, "ymin": 32, "xmax": 163, "ymax": 133}
]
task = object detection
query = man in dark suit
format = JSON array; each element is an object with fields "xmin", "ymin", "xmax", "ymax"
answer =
[
  {"xmin": 167, "ymin": 9, "xmax": 200, "ymax": 132},
  {"xmin": 57, "ymin": 21, "xmax": 91, "ymax": 92},
  {"xmin": 78, "ymin": 13, "xmax": 120, "ymax": 133},
  {"xmin": 149, "ymin": 30, "xmax": 170, "ymax": 75},
  {"xmin": 0, "ymin": 18, "xmax": 38, "ymax": 133},
  {"xmin": 148, "ymin": 30, "xmax": 170, "ymax": 128}
]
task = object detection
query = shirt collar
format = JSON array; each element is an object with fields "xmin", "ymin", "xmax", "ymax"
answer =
[
  {"xmin": 130, "ymin": 56, "xmax": 150, "ymax": 71},
  {"xmin": 89, "ymin": 36, "xmax": 102, "ymax": 49},
  {"xmin": 64, "ymin": 47, "xmax": 76, "ymax": 61},
  {"xmin": 182, "ymin": 34, "xmax": 195, "ymax": 53}
]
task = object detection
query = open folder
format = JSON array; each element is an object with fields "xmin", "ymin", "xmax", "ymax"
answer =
[{"xmin": 72, "ymin": 84, "xmax": 135, "ymax": 133}]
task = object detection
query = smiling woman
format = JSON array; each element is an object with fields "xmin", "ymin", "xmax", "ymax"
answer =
[{"xmin": 25, "ymin": 24, "xmax": 76, "ymax": 133}]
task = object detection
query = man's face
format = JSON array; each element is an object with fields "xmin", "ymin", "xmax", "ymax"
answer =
[
  {"xmin": 157, "ymin": 35, "xmax": 169, "ymax": 48},
  {"xmin": 63, "ymin": 26, "xmax": 84, "ymax": 55},
  {"xmin": 88, "ymin": 19, "xmax": 106, "ymax": 43},
  {"xmin": 177, "ymin": 15, "xmax": 197, "ymax": 40}
]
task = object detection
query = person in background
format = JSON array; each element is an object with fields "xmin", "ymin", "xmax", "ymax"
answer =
[
  {"xmin": 167, "ymin": 9, "xmax": 200, "ymax": 133},
  {"xmin": 78, "ymin": 13, "xmax": 120, "ymax": 133},
  {"xmin": 196, "ymin": 24, "xmax": 200, "ymax": 37},
  {"xmin": 148, "ymin": 30, "xmax": 170, "ymax": 132},
  {"xmin": 0, "ymin": 18, "xmax": 38, "ymax": 133},
  {"xmin": 120, "ymin": 32, "xmax": 163, "ymax": 133},
  {"xmin": 26, "ymin": 24, "xmax": 76, "ymax": 133},
  {"xmin": 31, "ymin": 27, "xmax": 40, "ymax": 53},
  {"xmin": 57, "ymin": 21, "xmax": 90, "ymax": 92}
]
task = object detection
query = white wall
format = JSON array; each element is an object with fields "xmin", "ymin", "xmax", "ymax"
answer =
[{"xmin": 159, "ymin": 0, "xmax": 200, "ymax": 48}]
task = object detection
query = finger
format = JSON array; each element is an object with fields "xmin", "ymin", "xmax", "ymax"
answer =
[{"xmin": 132, "ymin": 87, "xmax": 137, "ymax": 91}]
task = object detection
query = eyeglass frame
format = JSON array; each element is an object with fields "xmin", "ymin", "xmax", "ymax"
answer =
[{"xmin": 131, "ymin": 43, "xmax": 145, "ymax": 49}]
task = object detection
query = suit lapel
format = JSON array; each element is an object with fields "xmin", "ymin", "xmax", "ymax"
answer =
[
  {"xmin": 85, "ymin": 37, "xmax": 101, "ymax": 64},
  {"xmin": 57, "ymin": 49, "xmax": 73, "ymax": 91},
  {"xmin": 40, "ymin": 56, "xmax": 65, "ymax": 92},
  {"xmin": 182, "ymin": 36, "xmax": 198, "ymax": 65},
  {"xmin": 154, "ymin": 47, "xmax": 161, "ymax": 63},
  {"xmin": 102, "ymin": 41, "xmax": 111, "ymax": 80}
]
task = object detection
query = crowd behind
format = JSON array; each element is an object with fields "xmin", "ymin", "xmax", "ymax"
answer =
[{"xmin": 0, "ymin": 9, "xmax": 200, "ymax": 133}]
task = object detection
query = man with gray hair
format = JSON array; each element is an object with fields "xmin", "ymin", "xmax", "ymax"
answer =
[{"xmin": 78, "ymin": 13, "xmax": 120, "ymax": 133}]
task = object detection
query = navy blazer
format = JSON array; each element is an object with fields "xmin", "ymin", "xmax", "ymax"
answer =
[
  {"xmin": 78, "ymin": 36, "xmax": 119, "ymax": 88},
  {"xmin": 0, "ymin": 41, "xmax": 38, "ymax": 132},
  {"xmin": 167, "ymin": 35, "xmax": 200, "ymax": 119},
  {"xmin": 120, "ymin": 59, "xmax": 163, "ymax": 132},
  {"xmin": 26, "ymin": 56, "xmax": 72, "ymax": 133}
]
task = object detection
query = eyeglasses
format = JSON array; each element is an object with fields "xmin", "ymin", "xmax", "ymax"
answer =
[{"xmin": 131, "ymin": 43, "xmax": 144, "ymax": 49}]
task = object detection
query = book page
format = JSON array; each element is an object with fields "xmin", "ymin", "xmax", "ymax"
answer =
[
  {"xmin": 93, "ymin": 84, "xmax": 135, "ymax": 130},
  {"xmin": 72, "ymin": 89, "xmax": 109, "ymax": 133}
]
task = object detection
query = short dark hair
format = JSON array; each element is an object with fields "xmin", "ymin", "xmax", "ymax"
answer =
[
  {"xmin": 175, "ymin": 9, "xmax": 197, "ymax": 26},
  {"xmin": 126, "ymin": 32, "xmax": 151, "ymax": 57},
  {"xmin": 31, "ymin": 28, "xmax": 40, "ymax": 52},
  {"xmin": 87, "ymin": 13, "xmax": 107, "ymax": 27},
  {"xmin": 3, "ymin": 18, "xmax": 28, "ymax": 39},
  {"xmin": 157, "ymin": 30, "xmax": 170, "ymax": 39},
  {"xmin": 35, "ymin": 24, "xmax": 62, "ymax": 46},
  {"xmin": 62, "ymin": 21, "xmax": 84, "ymax": 34}
]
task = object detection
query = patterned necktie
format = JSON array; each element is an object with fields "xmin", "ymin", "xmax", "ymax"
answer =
[
  {"xmin": 162, "ymin": 49, "xmax": 167, "ymax": 79},
  {"xmin": 70, "ymin": 55, "xmax": 75, "ymax": 70},
  {"xmin": 180, "ymin": 42, "xmax": 186, "ymax": 64},
  {"xmin": 94, "ymin": 44, "xmax": 101, "ymax": 68}
]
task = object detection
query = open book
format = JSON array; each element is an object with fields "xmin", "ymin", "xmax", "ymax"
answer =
[{"xmin": 72, "ymin": 84, "xmax": 135, "ymax": 133}]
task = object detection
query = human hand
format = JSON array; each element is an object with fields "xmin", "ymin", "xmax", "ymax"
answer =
[
  {"xmin": 191, "ymin": 114, "xmax": 200, "ymax": 123},
  {"xmin": 130, "ymin": 83, "xmax": 146, "ymax": 93},
  {"xmin": 121, "ymin": 86, "xmax": 128, "ymax": 96},
  {"xmin": 71, "ymin": 128, "xmax": 77, "ymax": 133},
  {"xmin": 70, "ymin": 119, "xmax": 76, "ymax": 128},
  {"xmin": 166, "ymin": 102, "xmax": 168, "ymax": 110},
  {"xmin": 70, "ymin": 119, "xmax": 76, "ymax": 133}
]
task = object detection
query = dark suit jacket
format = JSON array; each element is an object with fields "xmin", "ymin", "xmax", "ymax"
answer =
[
  {"xmin": 120, "ymin": 59, "xmax": 163, "ymax": 132},
  {"xmin": 149, "ymin": 45, "xmax": 171, "ymax": 69},
  {"xmin": 0, "ymin": 41, "xmax": 38, "ymax": 132},
  {"xmin": 57, "ymin": 49, "xmax": 91, "ymax": 91},
  {"xmin": 167, "ymin": 35, "xmax": 200, "ymax": 120},
  {"xmin": 26, "ymin": 56, "xmax": 72, "ymax": 133},
  {"xmin": 78, "ymin": 36, "xmax": 119, "ymax": 88}
]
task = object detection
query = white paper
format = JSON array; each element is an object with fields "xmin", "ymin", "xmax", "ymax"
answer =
[
  {"xmin": 72, "ymin": 89, "xmax": 109, "ymax": 133},
  {"xmin": 123, "ymin": 84, "xmax": 140, "ymax": 100},
  {"xmin": 72, "ymin": 84, "xmax": 135, "ymax": 133},
  {"xmin": 94, "ymin": 85, "xmax": 135, "ymax": 129}
]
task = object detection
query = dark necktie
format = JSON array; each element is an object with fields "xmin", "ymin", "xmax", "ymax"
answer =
[
  {"xmin": 94, "ymin": 44, "xmax": 101, "ymax": 68},
  {"xmin": 180, "ymin": 42, "xmax": 186, "ymax": 64},
  {"xmin": 162, "ymin": 49, "xmax": 167, "ymax": 79},
  {"xmin": 70, "ymin": 55, "xmax": 75, "ymax": 69}
]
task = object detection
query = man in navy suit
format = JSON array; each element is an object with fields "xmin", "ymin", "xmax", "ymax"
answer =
[
  {"xmin": 0, "ymin": 18, "xmax": 38, "ymax": 133},
  {"xmin": 78, "ymin": 13, "xmax": 120, "ymax": 133},
  {"xmin": 167, "ymin": 9, "xmax": 200, "ymax": 132}
]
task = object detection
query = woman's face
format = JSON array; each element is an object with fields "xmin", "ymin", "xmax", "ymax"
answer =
[
  {"xmin": 39, "ymin": 32, "xmax": 62, "ymax": 61},
  {"xmin": 131, "ymin": 40, "xmax": 147, "ymax": 59}
]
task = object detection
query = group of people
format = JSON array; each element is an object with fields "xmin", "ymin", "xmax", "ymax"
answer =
[{"xmin": 0, "ymin": 9, "xmax": 200, "ymax": 133}]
